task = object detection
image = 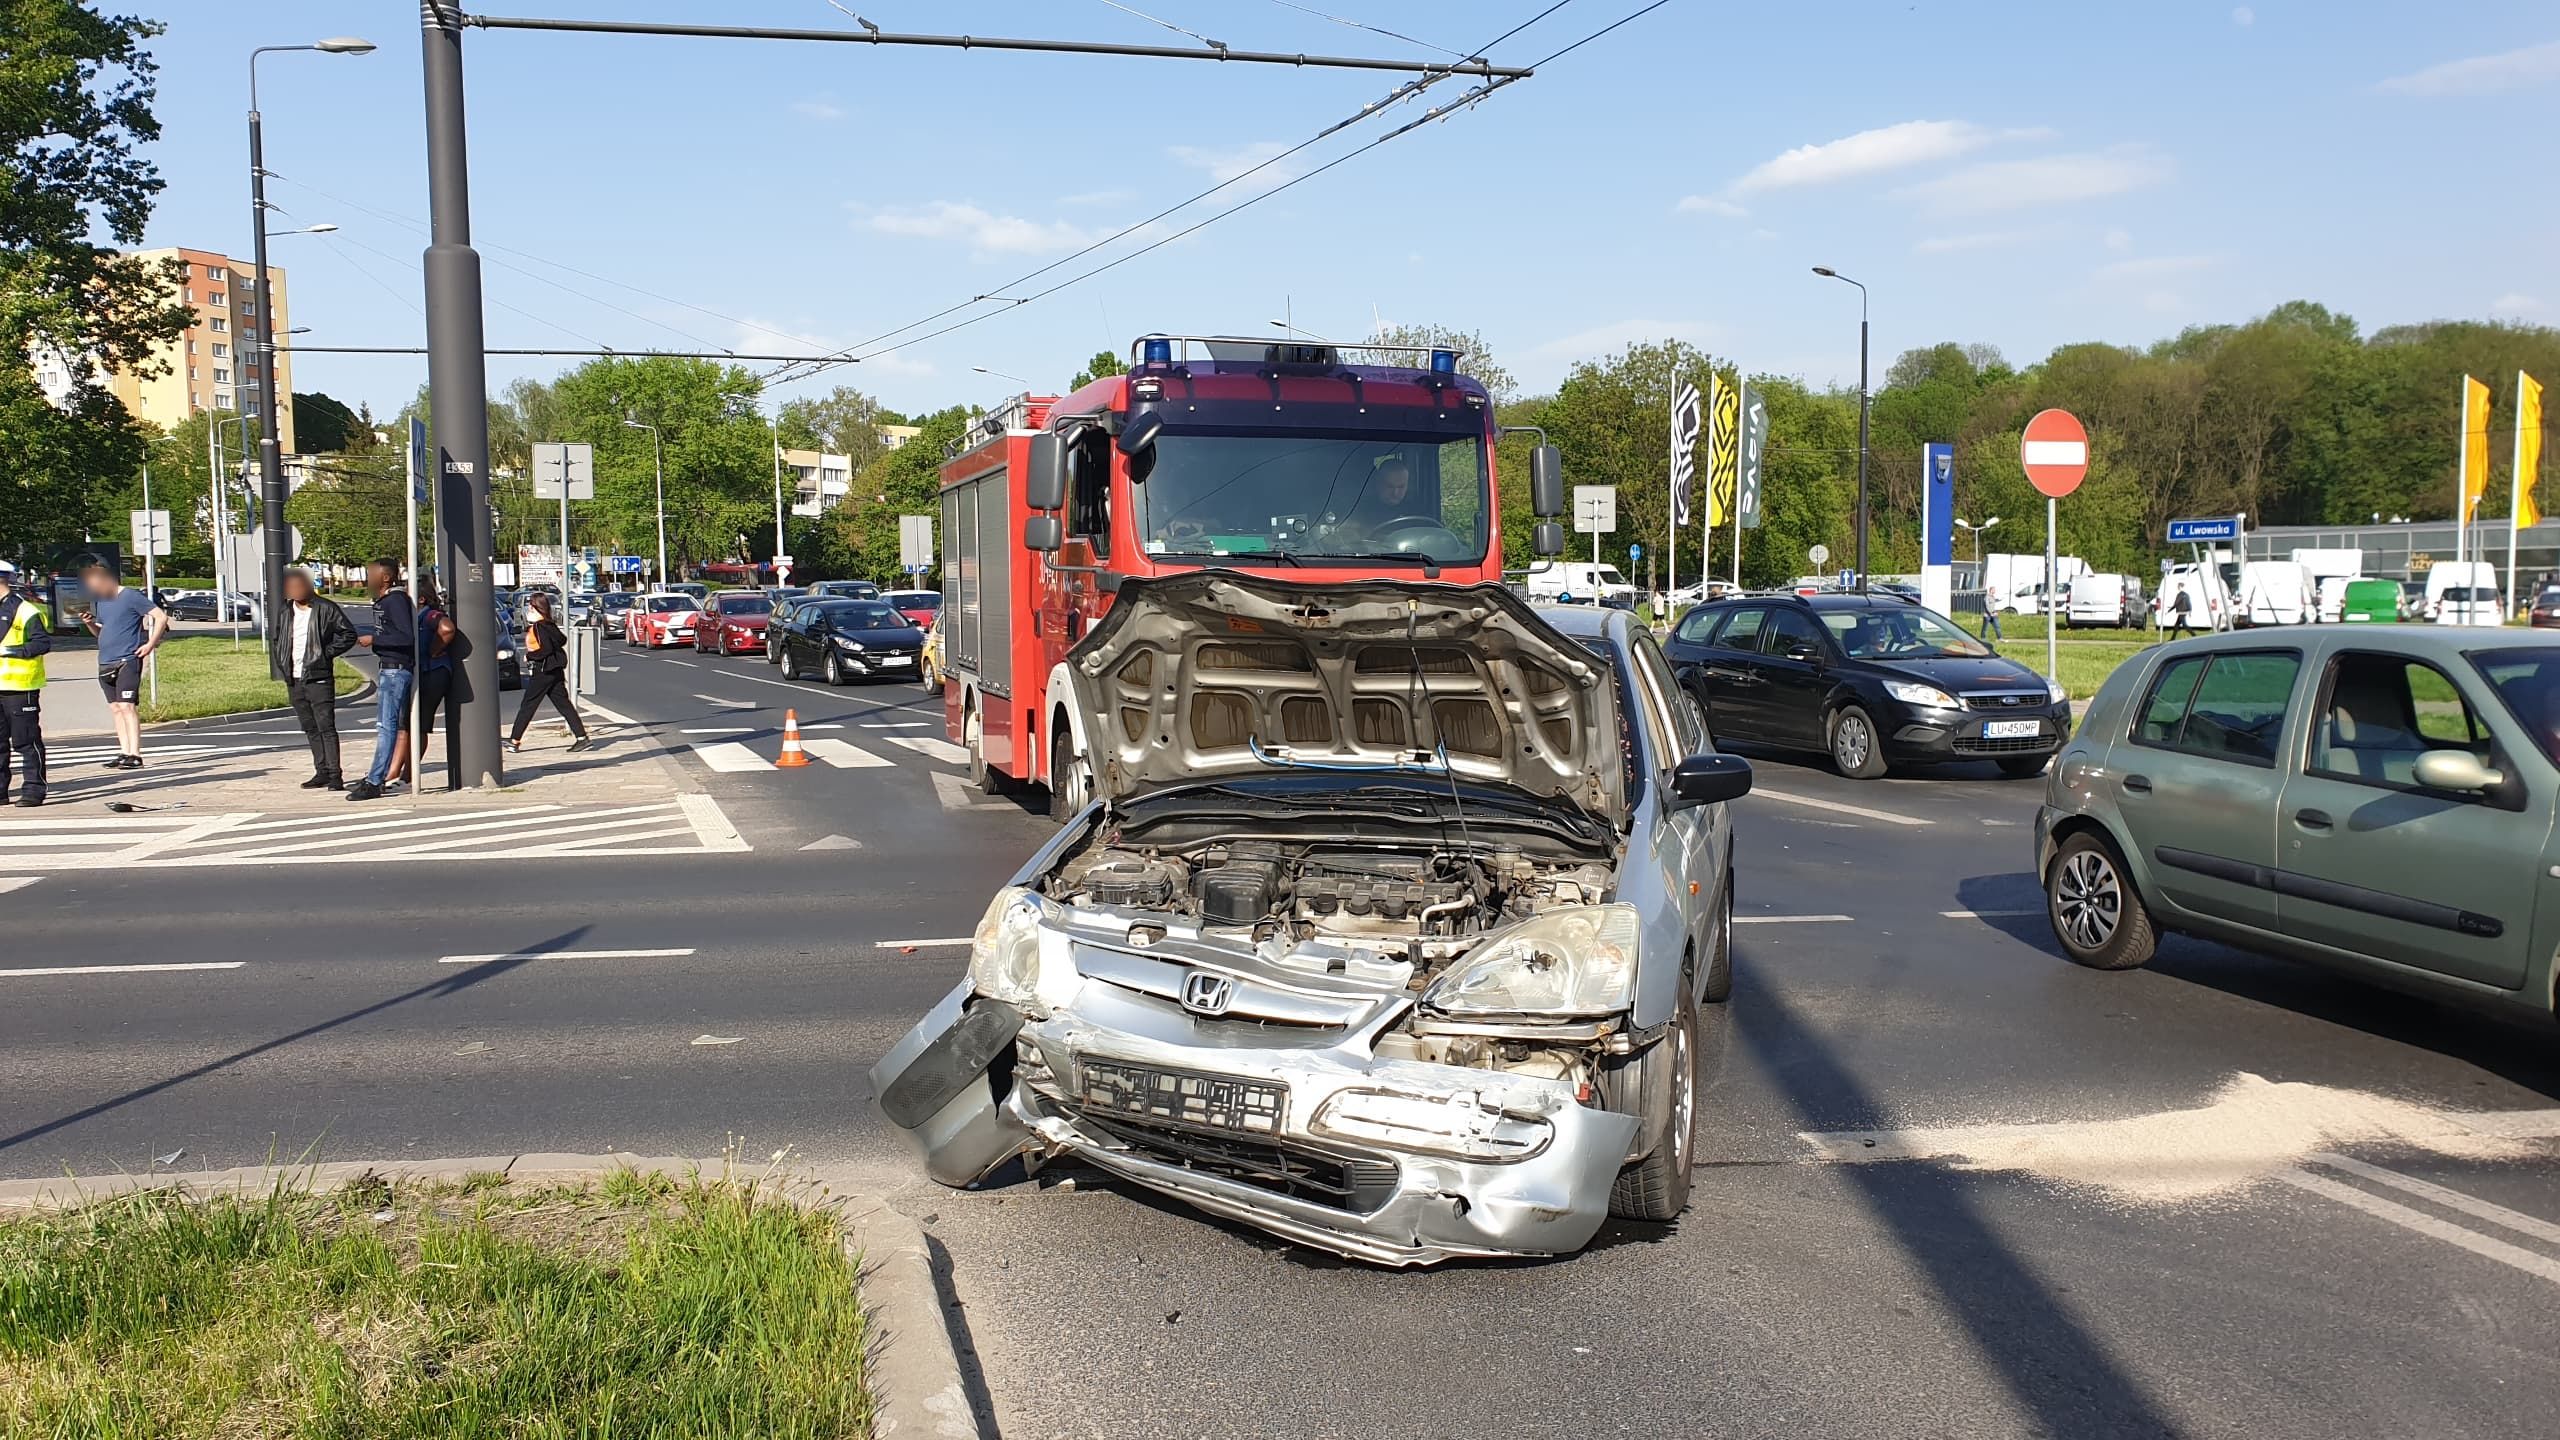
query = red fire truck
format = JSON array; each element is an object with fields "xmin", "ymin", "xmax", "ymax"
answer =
[{"xmin": 937, "ymin": 333, "xmax": 1566, "ymax": 815}]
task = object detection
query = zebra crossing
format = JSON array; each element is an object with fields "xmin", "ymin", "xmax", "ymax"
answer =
[
  {"xmin": 682, "ymin": 731, "xmax": 965, "ymax": 773},
  {"xmin": 0, "ymin": 792, "xmax": 746, "ymax": 871}
]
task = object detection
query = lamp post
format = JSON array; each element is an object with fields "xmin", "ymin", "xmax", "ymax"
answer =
[
  {"xmin": 248, "ymin": 36, "xmax": 372, "ymax": 669},
  {"xmin": 1956, "ymin": 515, "xmax": 2001, "ymax": 564},
  {"xmin": 723, "ymin": 391, "xmax": 785, "ymax": 574},
  {"xmin": 622, "ymin": 417, "xmax": 666, "ymax": 583},
  {"xmin": 1812, "ymin": 266, "xmax": 1869, "ymax": 593},
  {"xmin": 971, "ymin": 364, "xmax": 1030, "ymax": 388}
]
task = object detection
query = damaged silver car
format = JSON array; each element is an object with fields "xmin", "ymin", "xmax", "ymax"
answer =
[{"xmin": 870, "ymin": 574, "xmax": 1751, "ymax": 1265}]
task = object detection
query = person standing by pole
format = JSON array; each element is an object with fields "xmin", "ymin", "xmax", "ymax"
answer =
[
  {"xmin": 346, "ymin": 559, "xmax": 415, "ymax": 802},
  {"xmin": 0, "ymin": 562, "xmax": 51, "ymax": 808},
  {"xmin": 271, "ymin": 569, "xmax": 357, "ymax": 790},
  {"xmin": 412, "ymin": 579, "xmax": 460, "ymax": 791}
]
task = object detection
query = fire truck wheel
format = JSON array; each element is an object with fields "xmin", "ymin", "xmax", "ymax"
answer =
[
  {"xmin": 966, "ymin": 706, "xmax": 1004, "ymax": 795},
  {"xmin": 1049, "ymin": 733, "xmax": 1092, "ymax": 819}
]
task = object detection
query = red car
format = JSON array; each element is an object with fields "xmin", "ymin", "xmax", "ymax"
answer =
[
  {"xmin": 624, "ymin": 593, "xmax": 701, "ymax": 648},
  {"xmin": 881, "ymin": 588, "xmax": 941, "ymax": 628},
  {"xmin": 695, "ymin": 592, "xmax": 773, "ymax": 654}
]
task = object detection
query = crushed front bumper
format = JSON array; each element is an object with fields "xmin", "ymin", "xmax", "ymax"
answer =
[{"xmin": 871, "ymin": 980, "xmax": 1641, "ymax": 1267}]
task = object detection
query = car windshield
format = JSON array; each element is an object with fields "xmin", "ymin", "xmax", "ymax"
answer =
[
  {"xmin": 645, "ymin": 596, "xmax": 692, "ymax": 613},
  {"xmin": 1819, "ymin": 606, "xmax": 1992, "ymax": 659},
  {"xmin": 1136, "ymin": 431, "xmax": 1491, "ymax": 563},
  {"xmin": 716, "ymin": 596, "xmax": 771, "ymax": 616},
  {"xmin": 830, "ymin": 601, "xmax": 907, "ymax": 630},
  {"xmin": 2473, "ymin": 648, "xmax": 2560, "ymax": 764}
]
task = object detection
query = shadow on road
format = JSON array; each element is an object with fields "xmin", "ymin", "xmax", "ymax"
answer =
[
  {"xmin": 1735, "ymin": 973, "xmax": 2175, "ymax": 1436},
  {"xmin": 0, "ymin": 925, "xmax": 589, "ymax": 1158}
]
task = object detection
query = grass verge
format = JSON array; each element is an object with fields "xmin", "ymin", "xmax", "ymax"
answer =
[
  {"xmin": 1989, "ymin": 638, "xmax": 2155, "ymax": 700},
  {"xmin": 138, "ymin": 635, "xmax": 363, "ymax": 723},
  {"xmin": 0, "ymin": 1169, "xmax": 869, "ymax": 1438}
]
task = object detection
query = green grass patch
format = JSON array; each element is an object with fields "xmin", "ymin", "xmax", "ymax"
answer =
[
  {"xmin": 136, "ymin": 635, "xmax": 363, "ymax": 723},
  {"xmin": 1990, "ymin": 637, "xmax": 2157, "ymax": 701},
  {"xmin": 0, "ymin": 1170, "xmax": 870, "ymax": 1439}
]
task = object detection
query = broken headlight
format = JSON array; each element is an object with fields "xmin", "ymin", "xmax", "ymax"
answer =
[
  {"xmin": 1420, "ymin": 904, "xmax": 1640, "ymax": 1019},
  {"xmin": 967, "ymin": 886, "xmax": 1054, "ymax": 1014},
  {"xmin": 1310, "ymin": 1087, "xmax": 1556, "ymax": 1162}
]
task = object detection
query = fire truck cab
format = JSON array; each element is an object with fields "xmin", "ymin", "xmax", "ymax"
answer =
[{"xmin": 937, "ymin": 333, "xmax": 1566, "ymax": 815}]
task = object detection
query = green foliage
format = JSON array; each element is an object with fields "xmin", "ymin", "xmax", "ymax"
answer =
[
  {"xmin": 776, "ymin": 383, "xmax": 893, "ymax": 476},
  {"xmin": 538, "ymin": 355, "xmax": 776, "ymax": 575},
  {"xmin": 1354, "ymin": 322, "xmax": 1515, "ymax": 404},
  {"xmin": 290, "ymin": 389, "xmax": 362, "ymax": 453},
  {"xmin": 809, "ymin": 406, "xmax": 973, "ymax": 581},
  {"xmin": 287, "ymin": 428, "xmax": 406, "ymax": 567},
  {"xmin": 0, "ymin": 368, "xmax": 147, "ymax": 560},
  {"xmin": 1067, "ymin": 349, "xmax": 1126, "ymax": 390}
]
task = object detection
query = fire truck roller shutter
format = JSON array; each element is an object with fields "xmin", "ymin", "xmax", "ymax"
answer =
[
  {"xmin": 978, "ymin": 468, "xmax": 1012, "ymax": 695},
  {"xmin": 945, "ymin": 485, "xmax": 976, "ymax": 676}
]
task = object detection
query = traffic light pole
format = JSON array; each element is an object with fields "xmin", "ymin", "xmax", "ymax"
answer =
[{"xmin": 420, "ymin": 6, "xmax": 501, "ymax": 787}]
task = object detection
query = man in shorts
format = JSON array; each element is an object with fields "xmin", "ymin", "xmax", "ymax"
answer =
[{"xmin": 80, "ymin": 562, "xmax": 167, "ymax": 769}]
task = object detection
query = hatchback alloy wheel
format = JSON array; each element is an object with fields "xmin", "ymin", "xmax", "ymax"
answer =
[{"xmin": 2053, "ymin": 848, "xmax": 2121, "ymax": 951}]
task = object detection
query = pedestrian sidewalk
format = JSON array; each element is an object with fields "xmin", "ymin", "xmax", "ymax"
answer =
[{"xmin": 5, "ymin": 686, "xmax": 748, "ymax": 866}]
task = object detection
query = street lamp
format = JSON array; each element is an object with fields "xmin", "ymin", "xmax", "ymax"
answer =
[
  {"xmin": 1812, "ymin": 266, "xmax": 1870, "ymax": 593},
  {"xmin": 723, "ymin": 390, "xmax": 787, "ymax": 573},
  {"xmin": 1955, "ymin": 515, "xmax": 2001, "ymax": 563},
  {"xmin": 971, "ymin": 364, "xmax": 1029, "ymax": 388},
  {"xmin": 622, "ymin": 416, "xmax": 666, "ymax": 582},
  {"xmin": 248, "ymin": 35, "xmax": 371, "ymax": 665}
]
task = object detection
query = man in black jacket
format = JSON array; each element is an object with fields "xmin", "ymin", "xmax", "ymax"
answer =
[{"xmin": 270, "ymin": 569, "xmax": 359, "ymax": 790}]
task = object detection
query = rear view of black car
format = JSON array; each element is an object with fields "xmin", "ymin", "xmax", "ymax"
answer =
[{"xmin": 1664, "ymin": 593, "xmax": 2068, "ymax": 778}]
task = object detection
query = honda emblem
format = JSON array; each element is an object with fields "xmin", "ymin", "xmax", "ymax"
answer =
[{"xmin": 1179, "ymin": 970, "xmax": 1235, "ymax": 1017}]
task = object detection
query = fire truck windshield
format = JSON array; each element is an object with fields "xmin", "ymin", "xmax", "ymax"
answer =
[{"xmin": 1135, "ymin": 431, "xmax": 1490, "ymax": 564}]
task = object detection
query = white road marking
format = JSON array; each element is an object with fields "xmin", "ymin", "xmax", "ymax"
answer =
[
  {"xmin": 931, "ymin": 771, "xmax": 1001, "ymax": 810},
  {"xmin": 1745, "ymin": 787, "xmax": 1932, "ymax": 827},
  {"xmin": 693, "ymin": 693, "xmax": 761, "ymax": 709},
  {"xmin": 663, "ymin": 658, "xmax": 699, "ymax": 668},
  {"xmin": 874, "ymin": 937, "xmax": 972, "ymax": 950},
  {"xmin": 1736, "ymin": 914, "xmax": 1852, "ymax": 924},
  {"xmin": 1, "ymin": 961, "xmax": 243, "ymax": 978},
  {"xmin": 887, "ymin": 734, "xmax": 969, "ymax": 764},
  {"xmin": 692, "ymin": 741, "xmax": 770, "ymax": 772},
  {"xmin": 2305, "ymin": 1152, "xmax": 2560, "ymax": 1246},
  {"xmin": 803, "ymin": 738, "xmax": 891, "ymax": 768},
  {"xmin": 860, "ymin": 721, "xmax": 932, "ymax": 729},
  {"xmin": 439, "ymin": 947, "xmax": 697, "ymax": 965},
  {"xmin": 581, "ymin": 698, "xmax": 639, "ymax": 726},
  {"xmin": 0, "ymin": 877, "xmax": 38, "ymax": 894},
  {"xmin": 802, "ymin": 833, "xmax": 862, "ymax": 850},
  {"xmin": 2278, "ymin": 1167, "xmax": 2560, "ymax": 1287},
  {"xmin": 800, "ymin": 723, "xmax": 844, "ymax": 730},
  {"xmin": 676, "ymin": 792, "xmax": 749, "ymax": 852},
  {"xmin": 680, "ymin": 727, "xmax": 755, "ymax": 735},
  {"xmin": 1941, "ymin": 909, "xmax": 2045, "ymax": 919}
]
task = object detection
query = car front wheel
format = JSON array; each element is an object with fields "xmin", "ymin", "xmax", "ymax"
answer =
[
  {"xmin": 780, "ymin": 647, "xmax": 801, "ymax": 681},
  {"xmin": 1829, "ymin": 705, "xmax": 1887, "ymax": 779},
  {"xmin": 2047, "ymin": 830, "xmax": 2155, "ymax": 970},
  {"xmin": 1602, "ymin": 967, "xmax": 1697, "ymax": 1222},
  {"xmin": 823, "ymin": 651, "xmax": 845, "ymax": 685}
]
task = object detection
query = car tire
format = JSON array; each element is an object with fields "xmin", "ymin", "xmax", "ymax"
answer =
[
  {"xmin": 1048, "ymin": 731, "xmax": 1092, "ymax": 820},
  {"xmin": 1997, "ymin": 755, "xmax": 2050, "ymax": 779},
  {"xmin": 823, "ymin": 651, "xmax": 845, "ymax": 686},
  {"xmin": 1602, "ymin": 964, "xmax": 1698, "ymax": 1223},
  {"xmin": 2047, "ymin": 830, "xmax": 2155, "ymax": 971},
  {"xmin": 780, "ymin": 648, "xmax": 801, "ymax": 681},
  {"xmin": 1700, "ymin": 871, "xmax": 1734, "ymax": 1004},
  {"xmin": 1828, "ymin": 705, "xmax": 1888, "ymax": 779}
]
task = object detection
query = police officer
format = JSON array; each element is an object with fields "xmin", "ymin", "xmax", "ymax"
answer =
[{"xmin": 0, "ymin": 560, "xmax": 50, "ymax": 808}]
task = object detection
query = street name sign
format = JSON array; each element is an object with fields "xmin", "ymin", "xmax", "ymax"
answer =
[
  {"xmin": 2166, "ymin": 515, "xmax": 2243, "ymax": 544},
  {"xmin": 2021, "ymin": 409, "xmax": 2089, "ymax": 498}
]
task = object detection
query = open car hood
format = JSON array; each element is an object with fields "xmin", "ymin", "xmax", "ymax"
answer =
[{"xmin": 1065, "ymin": 574, "xmax": 1623, "ymax": 822}]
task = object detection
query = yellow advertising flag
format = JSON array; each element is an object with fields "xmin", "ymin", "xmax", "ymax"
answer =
[
  {"xmin": 1705, "ymin": 374, "xmax": 1739, "ymax": 528},
  {"xmin": 2461, "ymin": 375, "xmax": 2493, "ymax": 520},
  {"xmin": 2518, "ymin": 372, "xmax": 2545, "ymax": 531}
]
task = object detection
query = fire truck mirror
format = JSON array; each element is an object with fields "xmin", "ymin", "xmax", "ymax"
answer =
[
  {"xmin": 1025, "ymin": 434, "xmax": 1069, "ymax": 512},
  {"xmin": 1532, "ymin": 521, "xmax": 1566, "ymax": 558},
  {"xmin": 1115, "ymin": 410, "xmax": 1166, "ymax": 459},
  {"xmin": 1530, "ymin": 445, "xmax": 1566, "ymax": 518},
  {"xmin": 1023, "ymin": 514, "xmax": 1064, "ymax": 553}
]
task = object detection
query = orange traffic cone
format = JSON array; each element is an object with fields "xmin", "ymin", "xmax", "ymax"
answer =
[{"xmin": 775, "ymin": 708, "xmax": 813, "ymax": 768}]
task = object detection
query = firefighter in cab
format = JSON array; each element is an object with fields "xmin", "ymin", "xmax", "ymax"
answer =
[{"xmin": 0, "ymin": 560, "xmax": 50, "ymax": 807}]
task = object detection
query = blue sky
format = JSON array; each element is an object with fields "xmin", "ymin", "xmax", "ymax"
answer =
[{"xmin": 132, "ymin": 1, "xmax": 2557, "ymax": 421}]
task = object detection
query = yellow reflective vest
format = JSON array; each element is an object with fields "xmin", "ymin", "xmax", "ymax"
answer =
[{"xmin": 0, "ymin": 594, "xmax": 49, "ymax": 691}]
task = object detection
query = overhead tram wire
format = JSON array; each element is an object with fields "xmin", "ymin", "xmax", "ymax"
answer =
[
  {"xmin": 325, "ymin": 228, "xmax": 618, "ymax": 351},
  {"xmin": 1260, "ymin": 0, "xmax": 1468, "ymax": 59},
  {"xmin": 790, "ymin": 1, "xmax": 1664, "ymax": 375},
  {"xmin": 762, "ymin": 0, "xmax": 1595, "ymax": 387}
]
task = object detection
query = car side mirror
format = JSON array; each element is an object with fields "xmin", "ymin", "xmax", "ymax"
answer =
[
  {"xmin": 1024, "ymin": 434, "xmax": 1068, "ymax": 512},
  {"xmin": 1670, "ymin": 752, "xmax": 1753, "ymax": 809},
  {"xmin": 1784, "ymin": 642, "xmax": 1822, "ymax": 665},
  {"xmin": 1023, "ymin": 514, "xmax": 1063, "ymax": 552},
  {"xmin": 1531, "ymin": 521, "xmax": 1565, "ymax": 558},
  {"xmin": 2413, "ymin": 749, "xmax": 2502, "ymax": 794},
  {"xmin": 1529, "ymin": 444, "xmax": 1565, "ymax": 518}
]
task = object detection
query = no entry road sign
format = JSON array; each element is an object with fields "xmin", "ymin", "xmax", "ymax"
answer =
[{"xmin": 2021, "ymin": 409, "xmax": 2089, "ymax": 498}]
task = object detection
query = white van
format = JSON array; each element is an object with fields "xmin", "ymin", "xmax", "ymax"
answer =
[
  {"xmin": 2237, "ymin": 561, "xmax": 2313, "ymax": 626},
  {"xmin": 2064, "ymin": 574, "xmax": 2136, "ymax": 628},
  {"xmin": 1524, "ymin": 561, "xmax": 1638, "ymax": 606},
  {"xmin": 2423, "ymin": 561, "xmax": 2500, "ymax": 623},
  {"xmin": 2155, "ymin": 563, "xmax": 2232, "ymax": 629}
]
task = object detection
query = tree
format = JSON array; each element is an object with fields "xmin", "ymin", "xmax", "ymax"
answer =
[
  {"xmin": 814, "ymin": 406, "xmax": 972, "ymax": 581},
  {"xmin": 1067, "ymin": 350, "xmax": 1126, "ymax": 390},
  {"xmin": 543, "ymin": 356, "xmax": 774, "ymax": 574},
  {"xmin": 1351, "ymin": 323, "xmax": 1515, "ymax": 404},
  {"xmin": 777, "ymin": 384, "xmax": 892, "ymax": 474},
  {"xmin": 1, "ymin": 2, "xmax": 191, "ymax": 554},
  {"xmin": 287, "ymin": 432, "xmax": 405, "ymax": 567},
  {"xmin": 292, "ymin": 390, "xmax": 363, "ymax": 452}
]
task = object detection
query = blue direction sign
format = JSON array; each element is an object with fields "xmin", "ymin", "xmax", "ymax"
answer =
[
  {"xmin": 2167, "ymin": 515, "xmax": 2241, "ymax": 544},
  {"xmin": 608, "ymin": 555, "xmax": 646, "ymax": 575}
]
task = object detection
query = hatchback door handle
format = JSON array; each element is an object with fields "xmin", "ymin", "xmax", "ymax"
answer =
[
  {"xmin": 2121, "ymin": 774, "xmax": 2153, "ymax": 794},
  {"xmin": 2294, "ymin": 808, "xmax": 2332, "ymax": 830}
]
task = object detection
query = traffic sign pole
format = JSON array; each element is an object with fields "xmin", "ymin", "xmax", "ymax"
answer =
[{"xmin": 2020, "ymin": 408, "xmax": 2090, "ymax": 689}]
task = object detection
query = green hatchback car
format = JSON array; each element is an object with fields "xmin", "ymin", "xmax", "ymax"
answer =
[{"xmin": 2035, "ymin": 627, "xmax": 2560, "ymax": 1021}]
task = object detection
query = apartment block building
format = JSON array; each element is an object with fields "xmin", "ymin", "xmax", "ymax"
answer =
[
  {"xmin": 102, "ymin": 247, "xmax": 296, "ymax": 450},
  {"xmin": 783, "ymin": 447, "xmax": 852, "ymax": 517}
]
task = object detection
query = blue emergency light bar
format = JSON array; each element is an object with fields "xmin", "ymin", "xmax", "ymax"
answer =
[
  {"xmin": 1430, "ymin": 349, "xmax": 1457, "ymax": 374},
  {"xmin": 1142, "ymin": 337, "xmax": 1173, "ymax": 364}
]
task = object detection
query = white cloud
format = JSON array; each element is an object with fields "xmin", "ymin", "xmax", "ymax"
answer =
[
  {"xmin": 1525, "ymin": 318, "xmax": 1718, "ymax": 361},
  {"xmin": 862, "ymin": 201, "xmax": 1102, "ymax": 257},
  {"xmin": 1899, "ymin": 145, "xmax": 2173, "ymax": 215},
  {"xmin": 1915, "ymin": 230, "xmax": 2031, "ymax": 254},
  {"xmin": 2378, "ymin": 40, "xmax": 2560, "ymax": 97},
  {"xmin": 2490, "ymin": 292, "xmax": 2547, "ymax": 315},
  {"xmin": 1057, "ymin": 188, "xmax": 1133, "ymax": 208},
  {"xmin": 790, "ymin": 98, "xmax": 845, "ymax": 121},
  {"xmin": 862, "ymin": 348, "xmax": 936, "ymax": 378},
  {"xmin": 1732, "ymin": 120, "xmax": 2012, "ymax": 193},
  {"xmin": 1167, "ymin": 140, "xmax": 1292, "ymax": 184},
  {"xmin": 2231, "ymin": 7, "xmax": 2254, "ymax": 26},
  {"xmin": 1674, "ymin": 194, "xmax": 1749, "ymax": 217},
  {"xmin": 2095, "ymin": 254, "xmax": 2217, "ymax": 280}
]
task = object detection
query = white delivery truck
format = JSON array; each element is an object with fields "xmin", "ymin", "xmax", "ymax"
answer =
[
  {"xmin": 1523, "ymin": 560, "xmax": 1638, "ymax": 606},
  {"xmin": 2237, "ymin": 561, "xmax": 2314, "ymax": 626},
  {"xmin": 2424, "ymin": 561, "xmax": 2503, "ymax": 625},
  {"xmin": 2064, "ymin": 573, "xmax": 2138, "ymax": 628}
]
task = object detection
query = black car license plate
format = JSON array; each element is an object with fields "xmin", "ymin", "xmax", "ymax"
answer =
[{"xmin": 1079, "ymin": 1059, "xmax": 1284, "ymax": 1134}]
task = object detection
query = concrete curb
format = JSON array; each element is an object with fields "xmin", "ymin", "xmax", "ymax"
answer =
[
  {"xmin": 146, "ymin": 678, "xmax": 379, "ymax": 731},
  {"xmin": 0, "ymin": 1152, "xmax": 985, "ymax": 1439}
]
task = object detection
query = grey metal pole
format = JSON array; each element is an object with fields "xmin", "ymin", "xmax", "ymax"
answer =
[
  {"xmin": 652, "ymin": 430, "xmax": 667, "ymax": 582},
  {"xmin": 772, "ymin": 419, "xmax": 785, "ymax": 569},
  {"xmin": 246, "ymin": 105, "xmax": 287, "ymax": 668},
  {"xmin": 1855, "ymin": 314, "xmax": 1870, "ymax": 593},
  {"xmin": 420, "ymin": 6, "xmax": 501, "ymax": 787}
]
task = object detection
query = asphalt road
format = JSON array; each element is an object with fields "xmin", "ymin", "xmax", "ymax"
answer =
[{"xmin": 7, "ymin": 631, "xmax": 2557, "ymax": 1439}]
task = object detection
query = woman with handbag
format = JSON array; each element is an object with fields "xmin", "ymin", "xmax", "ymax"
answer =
[{"xmin": 508, "ymin": 593, "xmax": 593, "ymax": 753}]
